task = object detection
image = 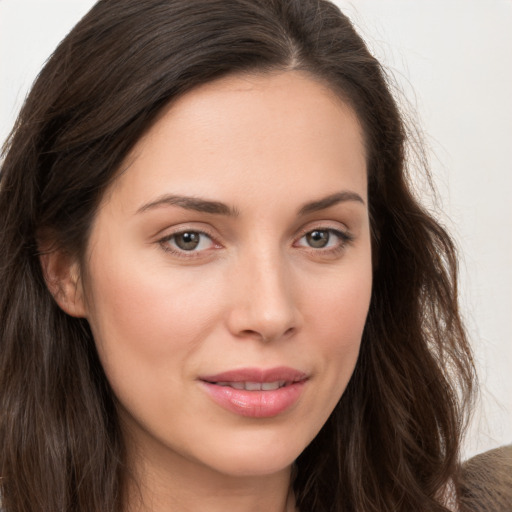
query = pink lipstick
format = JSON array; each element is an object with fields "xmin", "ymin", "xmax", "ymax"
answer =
[{"xmin": 199, "ymin": 367, "xmax": 308, "ymax": 418}]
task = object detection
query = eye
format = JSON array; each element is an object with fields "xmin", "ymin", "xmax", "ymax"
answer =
[
  {"xmin": 296, "ymin": 228, "xmax": 352, "ymax": 250},
  {"xmin": 160, "ymin": 230, "xmax": 215, "ymax": 253},
  {"xmin": 304, "ymin": 230, "xmax": 331, "ymax": 249}
]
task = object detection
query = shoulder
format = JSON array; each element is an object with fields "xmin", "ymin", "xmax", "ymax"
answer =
[{"xmin": 459, "ymin": 445, "xmax": 512, "ymax": 512}]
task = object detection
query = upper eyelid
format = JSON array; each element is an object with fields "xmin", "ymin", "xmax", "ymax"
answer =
[
  {"xmin": 158, "ymin": 224, "xmax": 354, "ymax": 257},
  {"xmin": 294, "ymin": 222, "xmax": 351, "ymax": 239},
  {"xmin": 155, "ymin": 221, "xmax": 353, "ymax": 246},
  {"xmin": 294, "ymin": 227, "xmax": 353, "ymax": 245},
  {"xmin": 298, "ymin": 227, "xmax": 350, "ymax": 237},
  {"xmin": 160, "ymin": 230, "xmax": 218, "ymax": 246},
  {"xmin": 156, "ymin": 224, "xmax": 218, "ymax": 241},
  {"xmin": 157, "ymin": 230, "xmax": 219, "ymax": 257}
]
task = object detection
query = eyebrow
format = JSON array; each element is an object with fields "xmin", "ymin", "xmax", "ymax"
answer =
[
  {"xmin": 297, "ymin": 191, "xmax": 365, "ymax": 215},
  {"xmin": 136, "ymin": 190, "xmax": 365, "ymax": 217},
  {"xmin": 136, "ymin": 194, "xmax": 240, "ymax": 216}
]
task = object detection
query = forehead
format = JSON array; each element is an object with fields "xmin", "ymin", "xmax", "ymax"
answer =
[{"xmin": 104, "ymin": 70, "xmax": 367, "ymax": 212}]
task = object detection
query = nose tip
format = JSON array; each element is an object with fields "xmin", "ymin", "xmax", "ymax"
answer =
[{"xmin": 226, "ymin": 259, "xmax": 300, "ymax": 343}]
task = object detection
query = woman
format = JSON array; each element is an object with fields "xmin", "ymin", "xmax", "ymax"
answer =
[{"xmin": 0, "ymin": 0, "xmax": 476, "ymax": 511}]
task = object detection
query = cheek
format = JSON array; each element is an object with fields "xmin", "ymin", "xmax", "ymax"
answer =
[
  {"xmin": 305, "ymin": 257, "xmax": 372, "ymax": 391},
  {"xmin": 306, "ymin": 252, "xmax": 372, "ymax": 338},
  {"xmin": 83, "ymin": 246, "xmax": 225, "ymax": 385}
]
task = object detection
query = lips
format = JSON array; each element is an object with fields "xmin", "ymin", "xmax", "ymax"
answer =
[
  {"xmin": 214, "ymin": 381, "xmax": 287, "ymax": 390},
  {"xmin": 199, "ymin": 367, "xmax": 308, "ymax": 418}
]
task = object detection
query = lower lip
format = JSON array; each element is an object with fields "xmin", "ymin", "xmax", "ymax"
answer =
[{"xmin": 201, "ymin": 381, "xmax": 307, "ymax": 418}]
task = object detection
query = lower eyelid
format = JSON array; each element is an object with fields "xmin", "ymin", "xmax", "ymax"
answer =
[
  {"xmin": 295, "ymin": 228, "xmax": 353, "ymax": 246},
  {"xmin": 158, "ymin": 229, "xmax": 218, "ymax": 254},
  {"xmin": 157, "ymin": 226, "xmax": 352, "ymax": 255}
]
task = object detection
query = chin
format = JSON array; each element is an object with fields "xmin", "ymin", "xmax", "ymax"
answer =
[
  {"xmin": 208, "ymin": 453, "xmax": 296, "ymax": 478},
  {"xmin": 195, "ymin": 428, "xmax": 309, "ymax": 478}
]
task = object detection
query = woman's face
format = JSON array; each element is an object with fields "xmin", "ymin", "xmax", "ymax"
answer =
[{"xmin": 80, "ymin": 70, "xmax": 372, "ymax": 478}]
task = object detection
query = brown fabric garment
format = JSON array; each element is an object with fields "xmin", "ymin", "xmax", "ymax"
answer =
[{"xmin": 460, "ymin": 445, "xmax": 512, "ymax": 512}]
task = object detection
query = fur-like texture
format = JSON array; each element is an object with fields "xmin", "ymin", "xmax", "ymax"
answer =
[{"xmin": 460, "ymin": 445, "xmax": 512, "ymax": 512}]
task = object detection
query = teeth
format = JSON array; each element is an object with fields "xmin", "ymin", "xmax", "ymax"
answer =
[
  {"xmin": 214, "ymin": 381, "xmax": 287, "ymax": 391},
  {"xmin": 261, "ymin": 381, "xmax": 280, "ymax": 390}
]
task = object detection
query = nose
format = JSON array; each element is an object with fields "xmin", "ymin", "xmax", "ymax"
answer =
[{"xmin": 226, "ymin": 249, "xmax": 301, "ymax": 343}]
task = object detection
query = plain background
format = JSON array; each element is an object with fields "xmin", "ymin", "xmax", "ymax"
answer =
[{"xmin": 1, "ymin": 0, "xmax": 511, "ymax": 459}]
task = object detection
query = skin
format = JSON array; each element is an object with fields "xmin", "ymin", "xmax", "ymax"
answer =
[{"xmin": 48, "ymin": 70, "xmax": 372, "ymax": 512}]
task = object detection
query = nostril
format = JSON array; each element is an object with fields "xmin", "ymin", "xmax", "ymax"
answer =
[
  {"xmin": 239, "ymin": 329, "xmax": 260, "ymax": 338},
  {"xmin": 236, "ymin": 326, "xmax": 295, "ymax": 342}
]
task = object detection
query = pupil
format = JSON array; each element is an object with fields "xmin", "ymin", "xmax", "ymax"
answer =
[
  {"xmin": 307, "ymin": 230, "xmax": 329, "ymax": 248},
  {"xmin": 175, "ymin": 232, "xmax": 200, "ymax": 250}
]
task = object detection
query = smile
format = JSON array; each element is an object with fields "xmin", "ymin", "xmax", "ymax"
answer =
[
  {"xmin": 199, "ymin": 367, "xmax": 308, "ymax": 418},
  {"xmin": 212, "ymin": 381, "xmax": 288, "ymax": 390}
]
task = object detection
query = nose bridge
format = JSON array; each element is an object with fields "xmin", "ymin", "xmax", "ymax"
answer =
[{"xmin": 227, "ymin": 242, "xmax": 299, "ymax": 342}]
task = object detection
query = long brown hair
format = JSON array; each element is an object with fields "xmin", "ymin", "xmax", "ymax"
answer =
[{"xmin": 0, "ymin": 1, "xmax": 475, "ymax": 511}]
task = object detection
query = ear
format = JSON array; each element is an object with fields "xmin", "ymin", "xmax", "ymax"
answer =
[{"xmin": 39, "ymin": 247, "xmax": 87, "ymax": 318}]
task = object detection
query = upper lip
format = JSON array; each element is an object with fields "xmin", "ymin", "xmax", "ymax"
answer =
[{"xmin": 200, "ymin": 366, "xmax": 308, "ymax": 384}]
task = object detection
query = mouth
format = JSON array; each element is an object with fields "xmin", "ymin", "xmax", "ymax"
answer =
[
  {"xmin": 199, "ymin": 367, "xmax": 308, "ymax": 418},
  {"xmin": 200, "ymin": 366, "xmax": 308, "ymax": 385},
  {"xmin": 210, "ymin": 380, "xmax": 289, "ymax": 391}
]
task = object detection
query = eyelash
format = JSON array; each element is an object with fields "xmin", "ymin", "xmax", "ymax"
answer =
[
  {"xmin": 158, "ymin": 228, "xmax": 219, "ymax": 258},
  {"xmin": 294, "ymin": 227, "xmax": 354, "ymax": 255},
  {"xmin": 158, "ymin": 226, "xmax": 354, "ymax": 258}
]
